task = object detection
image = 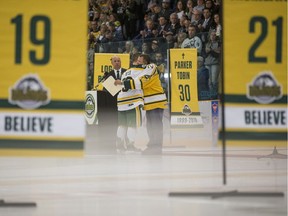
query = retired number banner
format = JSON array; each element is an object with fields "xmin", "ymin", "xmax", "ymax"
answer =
[
  {"xmin": 222, "ymin": 0, "xmax": 287, "ymax": 146},
  {"xmin": 170, "ymin": 49, "xmax": 203, "ymax": 128},
  {"xmin": 0, "ymin": 0, "xmax": 87, "ymax": 156}
]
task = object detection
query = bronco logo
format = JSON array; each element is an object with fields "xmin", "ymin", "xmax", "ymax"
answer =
[
  {"xmin": 85, "ymin": 94, "xmax": 96, "ymax": 118},
  {"xmin": 182, "ymin": 104, "xmax": 192, "ymax": 116},
  {"xmin": 9, "ymin": 74, "xmax": 50, "ymax": 109},
  {"xmin": 247, "ymin": 71, "xmax": 282, "ymax": 104}
]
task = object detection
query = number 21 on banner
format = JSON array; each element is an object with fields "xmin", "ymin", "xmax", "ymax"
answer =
[{"xmin": 249, "ymin": 16, "xmax": 283, "ymax": 63}]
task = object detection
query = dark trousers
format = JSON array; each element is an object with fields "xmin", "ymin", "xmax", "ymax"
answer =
[{"xmin": 146, "ymin": 108, "xmax": 164, "ymax": 150}]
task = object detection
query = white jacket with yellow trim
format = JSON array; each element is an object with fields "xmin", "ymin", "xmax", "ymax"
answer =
[
  {"xmin": 123, "ymin": 64, "xmax": 167, "ymax": 111},
  {"xmin": 117, "ymin": 67, "xmax": 144, "ymax": 111}
]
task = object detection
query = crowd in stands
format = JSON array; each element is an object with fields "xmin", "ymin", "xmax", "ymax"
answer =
[{"xmin": 87, "ymin": 0, "xmax": 222, "ymax": 100}]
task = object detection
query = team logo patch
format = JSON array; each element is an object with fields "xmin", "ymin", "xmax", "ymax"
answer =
[
  {"xmin": 85, "ymin": 94, "xmax": 95, "ymax": 118},
  {"xmin": 182, "ymin": 104, "xmax": 192, "ymax": 116},
  {"xmin": 9, "ymin": 74, "xmax": 50, "ymax": 109},
  {"xmin": 247, "ymin": 71, "xmax": 282, "ymax": 104}
]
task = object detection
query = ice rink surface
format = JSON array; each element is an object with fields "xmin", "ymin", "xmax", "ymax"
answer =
[{"xmin": 0, "ymin": 122, "xmax": 287, "ymax": 216}]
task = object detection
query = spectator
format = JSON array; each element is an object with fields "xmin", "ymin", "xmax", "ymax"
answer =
[
  {"xmin": 197, "ymin": 56, "xmax": 209, "ymax": 100},
  {"xmin": 134, "ymin": 0, "xmax": 146, "ymax": 34},
  {"xmin": 99, "ymin": 11, "xmax": 109, "ymax": 25},
  {"xmin": 175, "ymin": 0, "xmax": 186, "ymax": 19},
  {"xmin": 147, "ymin": 0, "xmax": 159, "ymax": 12},
  {"xmin": 132, "ymin": 46, "xmax": 140, "ymax": 56},
  {"xmin": 122, "ymin": 40, "xmax": 134, "ymax": 54},
  {"xmin": 159, "ymin": 0, "xmax": 173, "ymax": 21},
  {"xmin": 123, "ymin": 0, "xmax": 138, "ymax": 39},
  {"xmin": 139, "ymin": 13, "xmax": 151, "ymax": 32},
  {"xmin": 184, "ymin": 0, "xmax": 194, "ymax": 20},
  {"xmin": 108, "ymin": 0, "xmax": 120, "ymax": 14},
  {"xmin": 150, "ymin": 40, "xmax": 162, "ymax": 62},
  {"xmin": 88, "ymin": 0, "xmax": 101, "ymax": 21},
  {"xmin": 107, "ymin": 21, "xmax": 124, "ymax": 42},
  {"xmin": 94, "ymin": 23, "xmax": 109, "ymax": 52},
  {"xmin": 164, "ymin": 31, "xmax": 175, "ymax": 49},
  {"xmin": 154, "ymin": 52, "xmax": 166, "ymax": 69},
  {"xmin": 181, "ymin": 24, "xmax": 202, "ymax": 55},
  {"xmin": 148, "ymin": 3, "xmax": 162, "ymax": 25},
  {"xmin": 198, "ymin": 7, "xmax": 214, "ymax": 43},
  {"xmin": 98, "ymin": 0, "xmax": 110, "ymax": 14},
  {"xmin": 213, "ymin": 0, "xmax": 221, "ymax": 14},
  {"xmin": 108, "ymin": 12, "xmax": 119, "ymax": 23},
  {"xmin": 191, "ymin": 9, "xmax": 203, "ymax": 27},
  {"xmin": 184, "ymin": 18, "xmax": 191, "ymax": 32},
  {"xmin": 152, "ymin": 26, "xmax": 160, "ymax": 40},
  {"xmin": 88, "ymin": 20, "xmax": 100, "ymax": 45},
  {"xmin": 87, "ymin": 62, "xmax": 94, "ymax": 90},
  {"xmin": 174, "ymin": 31, "xmax": 187, "ymax": 48},
  {"xmin": 102, "ymin": 30, "xmax": 119, "ymax": 53},
  {"xmin": 194, "ymin": 0, "xmax": 205, "ymax": 12},
  {"xmin": 205, "ymin": 0, "xmax": 214, "ymax": 15},
  {"xmin": 199, "ymin": 7, "xmax": 213, "ymax": 33},
  {"xmin": 204, "ymin": 30, "xmax": 221, "ymax": 92},
  {"xmin": 116, "ymin": 0, "xmax": 127, "ymax": 25},
  {"xmin": 115, "ymin": 21, "xmax": 124, "ymax": 40},
  {"xmin": 87, "ymin": 41, "xmax": 95, "ymax": 65},
  {"xmin": 151, "ymin": 27, "xmax": 161, "ymax": 40},
  {"xmin": 92, "ymin": 10, "xmax": 101, "ymax": 22},
  {"xmin": 141, "ymin": 42, "xmax": 152, "ymax": 55},
  {"xmin": 178, "ymin": 14, "xmax": 188, "ymax": 34},
  {"xmin": 205, "ymin": 0, "xmax": 220, "ymax": 15},
  {"xmin": 167, "ymin": 12, "xmax": 181, "ymax": 36},
  {"xmin": 88, "ymin": 1, "xmax": 95, "ymax": 21},
  {"xmin": 157, "ymin": 15, "xmax": 170, "ymax": 38},
  {"xmin": 154, "ymin": 52, "xmax": 167, "ymax": 93},
  {"xmin": 135, "ymin": 18, "xmax": 156, "ymax": 40},
  {"xmin": 210, "ymin": 13, "xmax": 222, "ymax": 41}
]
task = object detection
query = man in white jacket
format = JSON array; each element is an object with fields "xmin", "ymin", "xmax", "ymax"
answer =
[
  {"xmin": 181, "ymin": 24, "xmax": 202, "ymax": 55},
  {"xmin": 114, "ymin": 64, "xmax": 145, "ymax": 153}
]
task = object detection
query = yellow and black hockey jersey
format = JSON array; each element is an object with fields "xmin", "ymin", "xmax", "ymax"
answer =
[{"xmin": 123, "ymin": 64, "xmax": 167, "ymax": 111}]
